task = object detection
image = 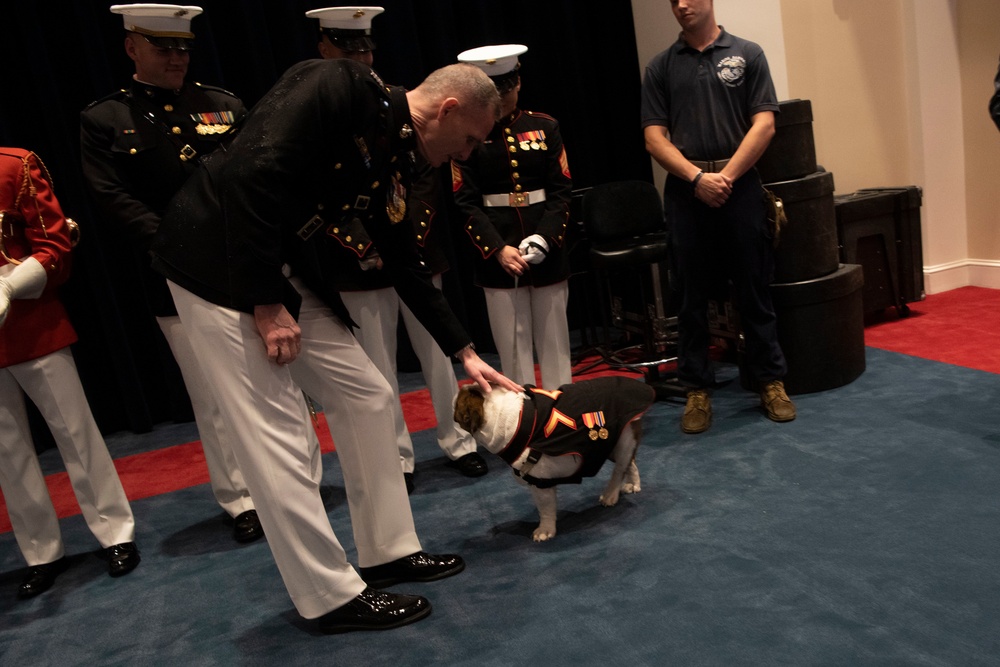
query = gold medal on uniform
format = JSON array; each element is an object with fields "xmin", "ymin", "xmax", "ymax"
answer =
[
  {"xmin": 583, "ymin": 411, "xmax": 608, "ymax": 440},
  {"xmin": 540, "ymin": 141, "xmax": 548, "ymax": 150},
  {"xmin": 386, "ymin": 171, "xmax": 406, "ymax": 223},
  {"xmin": 519, "ymin": 141, "xmax": 530, "ymax": 151},
  {"xmin": 582, "ymin": 412, "xmax": 601, "ymax": 441}
]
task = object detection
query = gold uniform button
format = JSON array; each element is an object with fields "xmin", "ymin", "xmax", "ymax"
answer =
[
  {"xmin": 420, "ymin": 221, "xmax": 427, "ymax": 228},
  {"xmin": 129, "ymin": 148, "xmax": 137, "ymax": 154},
  {"xmin": 417, "ymin": 234, "xmax": 423, "ymax": 241},
  {"xmin": 171, "ymin": 126, "xmax": 181, "ymax": 134},
  {"xmin": 357, "ymin": 243, "xmax": 364, "ymax": 250},
  {"xmin": 346, "ymin": 235, "xmax": 352, "ymax": 242},
  {"xmin": 371, "ymin": 181, "xmax": 380, "ymax": 189},
  {"xmin": 424, "ymin": 208, "xmax": 431, "ymax": 215},
  {"xmin": 342, "ymin": 204, "xmax": 350, "ymax": 211},
  {"xmin": 507, "ymin": 136, "xmax": 515, "ymax": 143},
  {"xmin": 508, "ymin": 146, "xmax": 516, "ymax": 153},
  {"xmin": 484, "ymin": 246, "xmax": 490, "ymax": 252},
  {"xmin": 164, "ymin": 104, "xmax": 174, "ymax": 112},
  {"xmin": 334, "ymin": 163, "xmax": 342, "ymax": 170},
  {"xmin": 512, "ymin": 172, "xmax": 520, "ymax": 179},
  {"xmin": 511, "ymin": 160, "xmax": 518, "ymax": 167},
  {"xmin": 332, "ymin": 227, "xmax": 340, "ymax": 233},
  {"xmin": 475, "ymin": 235, "xmax": 481, "ymax": 240},
  {"xmin": 515, "ymin": 185, "xmax": 522, "ymax": 192},
  {"xmin": 505, "ymin": 128, "xmax": 512, "ymax": 134}
]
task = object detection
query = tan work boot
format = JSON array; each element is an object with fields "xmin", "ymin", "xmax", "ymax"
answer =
[
  {"xmin": 681, "ymin": 389, "xmax": 712, "ymax": 434},
  {"xmin": 760, "ymin": 379, "xmax": 796, "ymax": 422}
]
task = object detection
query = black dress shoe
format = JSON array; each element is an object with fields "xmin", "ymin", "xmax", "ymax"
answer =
[
  {"xmin": 403, "ymin": 472, "xmax": 414, "ymax": 495},
  {"xmin": 17, "ymin": 557, "xmax": 70, "ymax": 600},
  {"xmin": 107, "ymin": 542, "xmax": 140, "ymax": 577},
  {"xmin": 233, "ymin": 510, "xmax": 265, "ymax": 543},
  {"xmin": 316, "ymin": 587, "xmax": 431, "ymax": 634},
  {"xmin": 446, "ymin": 452, "xmax": 488, "ymax": 477},
  {"xmin": 359, "ymin": 552, "xmax": 465, "ymax": 588}
]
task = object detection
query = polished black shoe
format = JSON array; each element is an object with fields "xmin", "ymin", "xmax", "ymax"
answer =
[
  {"xmin": 359, "ymin": 552, "xmax": 465, "ymax": 588},
  {"xmin": 17, "ymin": 557, "xmax": 70, "ymax": 600},
  {"xmin": 107, "ymin": 542, "xmax": 140, "ymax": 577},
  {"xmin": 316, "ymin": 587, "xmax": 431, "ymax": 634},
  {"xmin": 446, "ymin": 452, "xmax": 488, "ymax": 477},
  {"xmin": 233, "ymin": 510, "xmax": 265, "ymax": 543},
  {"xmin": 403, "ymin": 472, "xmax": 415, "ymax": 495}
]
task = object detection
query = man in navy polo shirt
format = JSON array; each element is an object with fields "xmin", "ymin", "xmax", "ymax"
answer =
[{"xmin": 640, "ymin": 0, "xmax": 796, "ymax": 434}]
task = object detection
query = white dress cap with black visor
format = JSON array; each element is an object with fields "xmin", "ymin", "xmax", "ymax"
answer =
[
  {"xmin": 305, "ymin": 6, "xmax": 384, "ymax": 54},
  {"xmin": 111, "ymin": 3, "xmax": 202, "ymax": 51},
  {"xmin": 457, "ymin": 44, "xmax": 528, "ymax": 95}
]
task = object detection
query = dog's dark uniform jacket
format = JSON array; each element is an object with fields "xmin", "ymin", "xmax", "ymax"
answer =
[{"xmin": 498, "ymin": 377, "xmax": 655, "ymax": 488}]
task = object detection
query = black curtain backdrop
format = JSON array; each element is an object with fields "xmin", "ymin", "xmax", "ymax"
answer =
[{"xmin": 3, "ymin": 0, "xmax": 653, "ymax": 435}]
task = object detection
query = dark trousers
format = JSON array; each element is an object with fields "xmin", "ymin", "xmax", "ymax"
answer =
[{"xmin": 664, "ymin": 170, "xmax": 787, "ymax": 389}]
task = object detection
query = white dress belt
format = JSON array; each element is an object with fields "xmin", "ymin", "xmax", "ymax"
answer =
[{"xmin": 482, "ymin": 189, "xmax": 546, "ymax": 208}]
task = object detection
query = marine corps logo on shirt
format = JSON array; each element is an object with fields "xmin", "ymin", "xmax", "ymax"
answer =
[{"xmin": 717, "ymin": 56, "xmax": 747, "ymax": 88}]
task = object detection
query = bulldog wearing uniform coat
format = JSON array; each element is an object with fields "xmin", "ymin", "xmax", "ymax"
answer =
[{"xmin": 454, "ymin": 376, "xmax": 656, "ymax": 541}]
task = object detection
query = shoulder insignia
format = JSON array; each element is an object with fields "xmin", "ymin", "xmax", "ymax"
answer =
[
  {"xmin": 84, "ymin": 88, "xmax": 128, "ymax": 110},
  {"xmin": 192, "ymin": 82, "xmax": 240, "ymax": 98},
  {"xmin": 524, "ymin": 110, "xmax": 558, "ymax": 122}
]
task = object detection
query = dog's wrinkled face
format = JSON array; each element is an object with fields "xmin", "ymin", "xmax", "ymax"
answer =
[{"xmin": 454, "ymin": 385, "xmax": 487, "ymax": 434}]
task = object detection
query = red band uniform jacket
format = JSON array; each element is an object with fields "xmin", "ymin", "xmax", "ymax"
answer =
[
  {"xmin": 452, "ymin": 109, "xmax": 573, "ymax": 289},
  {"xmin": 0, "ymin": 149, "xmax": 76, "ymax": 367}
]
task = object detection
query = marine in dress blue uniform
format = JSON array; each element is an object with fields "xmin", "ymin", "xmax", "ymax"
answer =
[
  {"xmin": 452, "ymin": 45, "xmax": 574, "ymax": 390},
  {"xmin": 80, "ymin": 3, "xmax": 264, "ymax": 541},
  {"xmin": 306, "ymin": 6, "xmax": 487, "ymax": 492},
  {"xmin": 149, "ymin": 58, "xmax": 513, "ymax": 632}
]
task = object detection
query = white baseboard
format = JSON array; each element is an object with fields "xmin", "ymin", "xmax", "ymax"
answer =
[{"xmin": 923, "ymin": 259, "xmax": 1000, "ymax": 294}]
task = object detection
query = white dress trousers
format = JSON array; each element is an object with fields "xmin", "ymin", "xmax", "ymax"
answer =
[
  {"xmin": 0, "ymin": 347, "xmax": 136, "ymax": 566},
  {"xmin": 341, "ymin": 273, "xmax": 476, "ymax": 474},
  {"xmin": 483, "ymin": 280, "xmax": 573, "ymax": 390},
  {"xmin": 157, "ymin": 315, "xmax": 321, "ymax": 516},
  {"xmin": 168, "ymin": 279, "xmax": 421, "ymax": 619}
]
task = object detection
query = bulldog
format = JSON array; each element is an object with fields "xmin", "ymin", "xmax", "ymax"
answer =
[{"xmin": 454, "ymin": 376, "xmax": 656, "ymax": 541}]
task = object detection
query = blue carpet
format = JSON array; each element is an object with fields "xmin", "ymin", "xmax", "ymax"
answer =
[{"xmin": 2, "ymin": 348, "xmax": 999, "ymax": 666}]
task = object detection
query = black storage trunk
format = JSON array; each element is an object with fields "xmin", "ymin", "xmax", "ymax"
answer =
[
  {"xmin": 742, "ymin": 264, "xmax": 866, "ymax": 395},
  {"xmin": 758, "ymin": 99, "xmax": 817, "ymax": 184},
  {"xmin": 767, "ymin": 170, "xmax": 839, "ymax": 284},
  {"xmin": 834, "ymin": 187, "xmax": 924, "ymax": 315},
  {"xmin": 856, "ymin": 187, "xmax": 924, "ymax": 308}
]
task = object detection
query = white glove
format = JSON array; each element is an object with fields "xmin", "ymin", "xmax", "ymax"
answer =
[
  {"xmin": 518, "ymin": 234, "xmax": 549, "ymax": 265},
  {"xmin": 0, "ymin": 257, "xmax": 47, "ymax": 329}
]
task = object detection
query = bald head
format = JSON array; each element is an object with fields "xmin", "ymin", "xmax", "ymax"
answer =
[{"xmin": 407, "ymin": 63, "xmax": 502, "ymax": 167}]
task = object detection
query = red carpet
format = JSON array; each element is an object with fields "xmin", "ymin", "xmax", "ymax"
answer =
[{"xmin": 863, "ymin": 286, "xmax": 1000, "ymax": 374}]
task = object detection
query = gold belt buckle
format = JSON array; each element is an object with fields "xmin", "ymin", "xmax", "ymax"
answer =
[
  {"xmin": 179, "ymin": 144, "xmax": 198, "ymax": 162},
  {"xmin": 509, "ymin": 192, "xmax": 527, "ymax": 207}
]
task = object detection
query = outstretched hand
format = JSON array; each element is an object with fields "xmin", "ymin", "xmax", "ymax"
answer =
[
  {"xmin": 254, "ymin": 303, "xmax": 301, "ymax": 365},
  {"xmin": 456, "ymin": 345, "xmax": 522, "ymax": 394}
]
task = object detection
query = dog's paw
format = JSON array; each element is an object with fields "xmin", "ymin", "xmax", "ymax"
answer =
[
  {"xmin": 621, "ymin": 481, "xmax": 641, "ymax": 495},
  {"xmin": 532, "ymin": 524, "xmax": 556, "ymax": 542},
  {"xmin": 599, "ymin": 491, "xmax": 621, "ymax": 507}
]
